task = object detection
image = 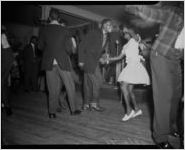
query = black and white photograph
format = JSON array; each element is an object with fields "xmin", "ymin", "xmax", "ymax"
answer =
[{"xmin": 1, "ymin": 1, "xmax": 184, "ymax": 149}]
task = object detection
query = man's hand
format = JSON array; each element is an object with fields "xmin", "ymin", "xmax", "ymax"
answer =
[
  {"xmin": 139, "ymin": 43, "xmax": 147, "ymax": 51},
  {"xmin": 99, "ymin": 53, "xmax": 110, "ymax": 65},
  {"xmin": 13, "ymin": 60, "xmax": 18, "ymax": 66},
  {"xmin": 78, "ymin": 62, "xmax": 84, "ymax": 69}
]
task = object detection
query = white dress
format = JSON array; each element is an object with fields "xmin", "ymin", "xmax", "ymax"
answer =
[{"xmin": 117, "ymin": 38, "xmax": 150, "ymax": 85}]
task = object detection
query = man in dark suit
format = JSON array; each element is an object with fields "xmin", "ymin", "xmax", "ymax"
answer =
[
  {"xmin": 23, "ymin": 36, "xmax": 40, "ymax": 92},
  {"xmin": 78, "ymin": 19, "xmax": 113, "ymax": 111},
  {"xmin": 106, "ymin": 31, "xmax": 123, "ymax": 85},
  {"xmin": 38, "ymin": 9, "xmax": 81, "ymax": 118}
]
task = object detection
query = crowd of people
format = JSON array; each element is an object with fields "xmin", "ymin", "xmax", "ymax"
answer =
[{"xmin": 1, "ymin": 2, "xmax": 184, "ymax": 148}]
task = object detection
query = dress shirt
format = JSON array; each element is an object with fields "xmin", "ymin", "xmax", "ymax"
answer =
[
  {"xmin": 102, "ymin": 31, "xmax": 108, "ymax": 48},
  {"xmin": 31, "ymin": 43, "xmax": 36, "ymax": 58},
  {"xmin": 50, "ymin": 20, "xmax": 60, "ymax": 65}
]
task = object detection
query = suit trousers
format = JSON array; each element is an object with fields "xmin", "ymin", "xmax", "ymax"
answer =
[
  {"xmin": 83, "ymin": 66, "xmax": 103, "ymax": 105},
  {"xmin": 1, "ymin": 68, "xmax": 11, "ymax": 107},
  {"xmin": 46, "ymin": 65, "xmax": 76, "ymax": 114},
  {"xmin": 24, "ymin": 61, "xmax": 39, "ymax": 91},
  {"xmin": 150, "ymin": 50, "xmax": 182, "ymax": 143}
]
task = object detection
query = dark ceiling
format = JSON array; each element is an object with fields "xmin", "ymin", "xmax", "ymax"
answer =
[
  {"xmin": 1, "ymin": 4, "xmax": 93, "ymax": 27},
  {"xmin": 2, "ymin": 2, "xmax": 183, "ymax": 26},
  {"xmin": 76, "ymin": 5, "xmax": 125, "ymax": 21},
  {"xmin": 57, "ymin": 9, "xmax": 93, "ymax": 26},
  {"xmin": 2, "ymin": 4, "xmax": 42, "ymax": 26},
  {"xmin": 3, "ymin": 3, "xmax": 183, "ymax": 38}
]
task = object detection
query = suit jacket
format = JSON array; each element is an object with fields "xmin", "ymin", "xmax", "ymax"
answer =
[
  {"xmin": 38, "ymin": 24, "xmax": 73, "ymax": 71},
  {"xmin": 109, "ymin": 31, "xmax": 123, "ymax": 57},
  {"xmin": 23, "ymin": 44, "xmax": 38, "ymax": 62},
  {"xmin": 23, "ymin": 44, "xmax": 40, "ymax": 72},
  {"xmin": 78, "ymin": 29, "xmax": 104, "ymax": 73}
]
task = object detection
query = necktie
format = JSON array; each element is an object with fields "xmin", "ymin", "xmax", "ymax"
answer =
[
  {"xmin": 32, "ymin": 44, "xmax": 36, "ymax": 58},
  {"xmin": 102, "ymin": 33, "xmax": 107, "ymax": 48}
]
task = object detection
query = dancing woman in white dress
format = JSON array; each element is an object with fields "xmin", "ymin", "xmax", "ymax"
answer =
[{"xmin": 107, "ymin": 25, "xmax": 150, "ymax": 121}]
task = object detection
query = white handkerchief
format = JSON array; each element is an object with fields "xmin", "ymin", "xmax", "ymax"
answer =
[{"xmin": 175, "ymin": 27, "xmax": 184, "ymax": 49}]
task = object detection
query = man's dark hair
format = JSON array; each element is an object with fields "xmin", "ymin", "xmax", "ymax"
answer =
[
  {"xmin": 49, "ymin": 9, "xmax": 59, "ymax": 21},
  {"xmin": 58, "ymin": 17, "xmax": 68, "ymax": 26},
  {"xmin": 101, "ymin": 18, "xmax": 112, "ymax": 29},
  {"xmin": 30, "ymin": 36, "xmax": 38, "ymax": 43},
  {"xmin": 1, "ymin": 25, "xmax": 7, "ymax": 34}
]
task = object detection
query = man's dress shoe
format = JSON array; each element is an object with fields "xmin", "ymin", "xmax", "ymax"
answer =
[
  {"xmin": 172, "ymin": 132, "xmax": 180, "ymax": 138},
  {"xmin": 56, "ymin": 107, "xmax": 62, "ymax": 113},
  {"xmin": 24, "ymin": 89, "xmax": 30, "ymax": 93},
  {"xmin": 157, "ymin": 142, "xmax": 174, "ymax": 149},
  {"xmin": 82, "ymin": 104, "xmax": 90, "ymax": 111},
  {"xmin": 90, "ymin": 105, "xmax": 105, "ymax": 112},
  {"xmin": 49, "ymin": 113, "xmax": 56, "ymax": 119},
  {"xmin": 71, "ymin": 110, "xmax": 81, "ymax": 115}
]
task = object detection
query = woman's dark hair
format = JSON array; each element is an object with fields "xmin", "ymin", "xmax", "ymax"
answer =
[
  {"xmin": 119, "ymin": 24, "xmax": 134, "ymax": 36},
  {"xmin": 120, "ymin": 22, "xmax": 143, "ymax": 40}
]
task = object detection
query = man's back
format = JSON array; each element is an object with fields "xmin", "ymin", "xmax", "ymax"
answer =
[
  {"xmin": 78, "ymin": 29, "xmax": 103, "ymax": 73},
  {"xmin": 39, "ymin": 24, "xmax": 72, "ymax": 71},
  {"xmin": 23, "ymin": 44, "xmax": 34, "ymax": 63}
]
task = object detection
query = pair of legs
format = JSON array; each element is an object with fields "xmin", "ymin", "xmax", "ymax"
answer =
[
  {"xmin": 2, "ymin": 73, "xmax": 12, "ymax": 116},
  {"xmin": 2, "ymin": 61, "xmax": 13, "ymax": 116},
  {"xmin": 24, "ymin": 62, "xmax": 39, "ymax": 91},
  {"xmin": 83, "ymin": 66, "xmax": 104, "ymax": 111},
  {"xmin": 150, "ymin": 51, "xmax": 182, "ymax": 146},
  {"xmin": 46, "ymin": 65, "xmax": 77, "ymax": 115},
  {"xmin": 120, "ymin": 81, "xmax": 139, "ymax": 115}
]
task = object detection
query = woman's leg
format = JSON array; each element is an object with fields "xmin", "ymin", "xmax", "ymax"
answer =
[
  {"xmin": 128, "ymin": 84, "xmax": 139, "ymax": 111},
  {"xmin": 120, "ymin": 82, "xmax": 132, "ymax": 114}
]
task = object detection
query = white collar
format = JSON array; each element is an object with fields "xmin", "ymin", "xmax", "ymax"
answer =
[
  {"xmin": 102, "ymin": 30, "xmax": 107, "ymax": 35},
  {"xmin": 50, "ymin": 20, "xmax": 59, "ymax": 25},
  {"xmin": 31, "ymin": 43, "xmax": 35, "ymax": 48}
]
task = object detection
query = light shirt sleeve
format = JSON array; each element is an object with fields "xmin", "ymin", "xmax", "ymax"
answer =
[
  {"xmin": 1, "ymin": 33, "xmax": 10, "ymax": 49},
  {"xmin": 71, "ymin": 37, "xmax": 77, "ymax": 49}
]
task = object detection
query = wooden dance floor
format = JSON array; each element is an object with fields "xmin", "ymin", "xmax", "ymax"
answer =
[{"xmin": 2, "ymin": 85, "xmax": 156, "ymax": 147}]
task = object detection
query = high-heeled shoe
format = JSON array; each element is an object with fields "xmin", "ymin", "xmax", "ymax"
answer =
[{"xmin": 132, "ymin": 109, "xmax": 142, "ymax": 118}]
